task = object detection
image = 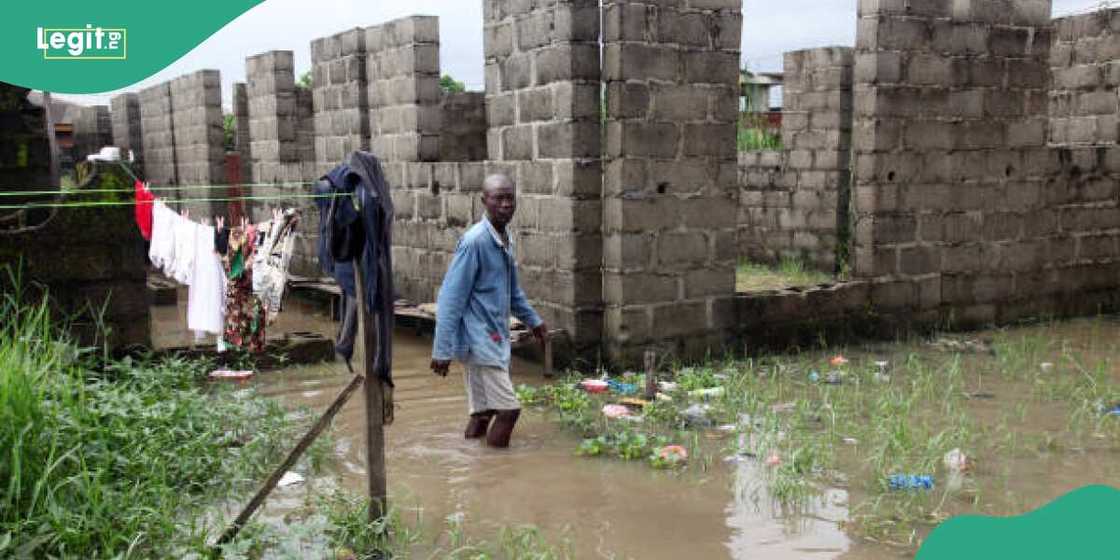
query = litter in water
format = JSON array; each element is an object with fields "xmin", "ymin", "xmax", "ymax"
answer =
[
  {"xmin": 278, "ymin": 471, "xmax": 305, "ymax": 487},
  {"xmin": 1039, "ymin": 362, "xmax": 1055, "ymax": 373},
  {"xmin": 824, "ymin": 371, "xmax": 842, "ymax": 385},
  {"xmin": 209, "ymin": 369, "xmax": 255, "ymax": 381},
  {"xmin": 580, "ymin": 379, "xmax": 609, "ymax": 394},
  {"xmin": 618, "ymin": 397, "xmax": 650, "ymax": 408},
  {"xmin": 682, "ymin": 403, "xmax": 712, "ymax": 427},
  {"xmin": 944, "ymin": 448, "xmax": 970, "ymax": 472},
  {"xmin": 888, "ymin": 474, "xmax": 934, "ymax": 490},
  {"xmin": 688, "ymin": 386, "xmax": 726, "ymax": 400},
  {"xmin": 658, "ymin": 381, "xmax": 679, "ymax": 393},
  {"xmin": 808, "ymin": 371, "xmax": 820, "ymax": 383},
  {"xmin": 765, "ymin": 453, "xmax": 782, "ymax": 467},
  {"xmin": 602, "ymin": 404, "xmax": 632, "ymax": 419},
  {"xmin": 842, "ymin": 437, "xmax": 859, "ymax": 445},
  {"xmin": 658, "ymin": 445, "xmax": 688, "ymax": 462},
  {"xmin": 771, "ymin": 402, "xmax": 797, "ymax": 414},
  {"xmin": 607, "ymin": 380, "xmax": 638, "ymax": 395},
  {"xmin": 829, "ymin": 355, "xmax": 849, "ymax": 367}
]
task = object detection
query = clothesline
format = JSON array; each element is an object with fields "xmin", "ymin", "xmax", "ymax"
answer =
[
  {"xmin": 0, "ymin": 192, "xmax": 350, "ymax": 211},
  {"xmin": 0, "ymin": 182, "xmax": 318, "ymax": 198}
]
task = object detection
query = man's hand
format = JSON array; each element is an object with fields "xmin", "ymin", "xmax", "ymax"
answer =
[
  {"xmin": 431, "ymin": 359, "xmax": 451, "ymax": 377},
  {"xmin": 532, "ymin": 322, "xmax": 549, "ymax": 348}
]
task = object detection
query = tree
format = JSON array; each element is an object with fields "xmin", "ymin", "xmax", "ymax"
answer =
[
  {"xmin": 223, "ymin": 114, "xmax": 236, "ymax": 152},
  {"xmin": 298, "ymin": 70, "xmax": 312, "ymax": 89},
  {"xmin": 439, "ymin": 74, "xmax": 465, "ymax": 94}
]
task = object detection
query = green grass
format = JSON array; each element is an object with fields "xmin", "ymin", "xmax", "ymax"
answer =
[
  {"xmin": 0, "ymin": 277, "xmax": 316, "ymax": 558},
  {"xmin": 737, "ymin": 126, "xmax": 782, "ymax": 151},
  {"xmin": 525, "ymin": 318, "xmax": 1120, "ymax": 551},
  {"xmin": 736, "ymin": 256, "xmax": 833, "ymax": 292}
]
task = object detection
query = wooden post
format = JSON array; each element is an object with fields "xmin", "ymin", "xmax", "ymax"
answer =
[
  {"xmin": 542, "ymin": 333, "xmax": 553, "ymax": 378},
  {"xmin": 353, "ymin": 260, "xmax": 387, "ymax": 522},
  {"xmin": 644, "ymin": 349, "xmax": 657, "ymax": 400}
]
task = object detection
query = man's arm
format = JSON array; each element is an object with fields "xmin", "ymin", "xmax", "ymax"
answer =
[{"xmin": 431, "ymin": 238, "xmax": 480, "ymax": 372}]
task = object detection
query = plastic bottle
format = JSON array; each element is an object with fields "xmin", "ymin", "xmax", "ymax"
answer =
[{"xmin": 888, "ymin": 474, "xmax": 934, "ymax": 490}]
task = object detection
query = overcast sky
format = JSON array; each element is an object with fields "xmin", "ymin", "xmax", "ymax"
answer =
[{"xmin": 54, "ymin": 0, "xmax": 1105, "ymax": 110}]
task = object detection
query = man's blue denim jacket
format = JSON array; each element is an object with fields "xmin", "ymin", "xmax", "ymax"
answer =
[{"xmin": 432, "ymin": 216, "xmax": 542, "ymax": 369}]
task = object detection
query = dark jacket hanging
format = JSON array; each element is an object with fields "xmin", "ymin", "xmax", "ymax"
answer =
[{"xmin": 314, "ymin": 151, "xmax": 395, "ymax": 385}]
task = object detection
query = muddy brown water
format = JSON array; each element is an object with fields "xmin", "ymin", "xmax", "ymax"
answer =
[{"xmin": 156, "ymin": 293, "xmax": 1120, "ymax": 559}]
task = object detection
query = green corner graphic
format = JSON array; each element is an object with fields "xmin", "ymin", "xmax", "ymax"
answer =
[
  {"xmin": 917, "ymin": 485, "xmax": 1120, "ymax": 559},
  {"xmin": 3, "ymin": 1, "xmax": 263, "ymax": 93}
]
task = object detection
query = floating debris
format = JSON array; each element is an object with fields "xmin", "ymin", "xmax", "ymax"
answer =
[
  {"xmin": 682, "ymin": 403, "xmax": 712, "ymax": 427},
  {"xmin": 607, "ymin": 380, "xmax": 638, "ymax": 395},
  {"xmin": 658, "ymin": 445, "xmax": 689, "ymax": 462},
  {"xmin": 688, "ymin": 386, "xmax": 726, "ymax": 400},
  {"xmin": 619, "ymin": 397, "xmax": 650, "ymax": 408},
  {"xmin": 209, "ymin": 369, "xmax": 255, "ymax": 381},
  {"xmin": 824, "ymin": 371, "xmax": 842, "ymax": 385},
  {"xmin": 1039, "ymin": 362, "xmax": 1055, "ymax": 373},
  {"xmin": 602, "ymin": 404, "xmax": 632, "ymax": 419},
  {"xmin": 943, "ymin": 448, "xmax": 971, "ymax": 473},
  {"xmin": 658, "ymin": 381, "xmax": 679, "ymax": 393},
  {"xmin": 580, "ymin": 379, "xmax": 609, "ymax": 394},
  {"xmin": 888, "ymin": 474, "xmax": 934, "ymax": 490},
  {"xmin": 842, "ymin": 437, "xmax": 859, "ymax": 445},
  {"xmin": 765, "ymin": 453, "xmax": 782, "ymax": 467},
  {"xmin": 808, "ymin": 370, "xmax": 821, "ymax": 383},
  {"xmin": 829, "ymin": 355, "xmax": 849, "ymax": 367},
  {"xmin": 927, "ymin": 337, "xmax": 995, "ymax": 355},
  {"xmin": 278, "ymin": 471, "xmax": 305, "ymax": 487}
]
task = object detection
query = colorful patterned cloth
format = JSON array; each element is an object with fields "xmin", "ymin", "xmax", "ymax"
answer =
[{"xmin": 222, "ymin": 225, "xmax": 266, "ymax": 353}]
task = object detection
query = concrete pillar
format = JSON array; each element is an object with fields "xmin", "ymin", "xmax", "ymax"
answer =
[
  {"xmin": 232, "ymin": 82, "xmax": 253, "ymax": 184},
  {"xmin": 366, "ymin": 16, "xmax": 442, "ymax": 162},
  {"xmin": 110, "ymin": 92, "xmax": 143, "ymax": 170},
  {"xmin": 246, "ymin": 50, "xmax": 303, "ymax": 185},
  {"xmin": 485, "ymin": 0, "xmax": 605, "ymax": 357},
  {"xmin": 139, "ymin": 82, "xmax": 178, "ymax": 186},
  {"xmin": 170, "ymin": 70, "xmax": 225, "ymax": 217},
  {"xmin": 602, "ymin": 0, "xmax": 743, "ymax": 364},
  {"xmin": 311, "ymin": 27, "xmax": 369, "ymax": 172}
]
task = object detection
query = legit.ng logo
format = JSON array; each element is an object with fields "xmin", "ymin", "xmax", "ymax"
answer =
[{"xmin": 36, "ymin": 25, "xmax": 126, "ymax": 60}]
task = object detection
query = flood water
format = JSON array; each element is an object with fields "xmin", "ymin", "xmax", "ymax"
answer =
[
  {"xmin": 243, "ymin": 303, "xmax": 857, "ymax": 559},
  {"xmin": 160, "ymin": 291, "xmax": 1120, "ymax": 559}
]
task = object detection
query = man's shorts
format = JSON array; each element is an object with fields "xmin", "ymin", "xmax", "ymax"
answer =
[{"xmin": 464, "ymin": 363, "xmax": 521, "ymax": 414}]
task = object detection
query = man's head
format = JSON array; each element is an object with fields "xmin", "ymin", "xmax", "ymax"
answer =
[{"xmin": 481, "ymin": 174, "xmax": 516, "ymax": 229}]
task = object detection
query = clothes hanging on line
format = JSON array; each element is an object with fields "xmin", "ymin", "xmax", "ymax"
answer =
[
  {"xmin": 134, "ymin": 180, "xmax": 154, "ymax": 241},
  {"xmin": 148, "ymin": 200, "xmax": 176, "ymax": 270},
  {"xmin": 187, "ymin": 222, "xmax": 226, "ymax": 337},
  {"xmin": 253, "ymin": 209, "xmax": 300, "ymax": 324},
  {"xmin": 170, "ymin": 211, "xmax": 197, "ymax": 285},
  {"xmin": 218, "ymin": 222, "xmax": 266, "ymax": 353}
]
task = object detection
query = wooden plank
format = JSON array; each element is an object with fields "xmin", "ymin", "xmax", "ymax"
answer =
[
  {"xmin": 213, "ymin": 371, "xmax": 364, "ymax": 549},
  {"xmin": 353, "ymin": 261, "xmax": 386, "ymax": 522}
]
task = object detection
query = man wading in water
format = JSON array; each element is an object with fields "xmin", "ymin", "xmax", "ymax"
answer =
[{"xmin": 430, "ymin": 174, "xmax": 547, "ymax": 448}]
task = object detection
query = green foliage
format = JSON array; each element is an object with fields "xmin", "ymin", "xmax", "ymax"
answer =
[
  {"xmin": 223, "ymin": 113, "xmax": 236, "ymax": 152},
  {"xmin": 439, "ymin": 74, "xmax": 466, "ymax": 94},
  {"xmin": 298, "ymin": 70, "xmax": 312, "ymax": 89},
  {"xmin": 736, "ymin": 256, "xmax": 833, "ymax": 292},
  {"xmin": 737, "ymin": 125, "xmax": 782, "ymax": 151},
  {"xmin": 0, "ymin": 277, "xmax": 306, "ymax": 558}
]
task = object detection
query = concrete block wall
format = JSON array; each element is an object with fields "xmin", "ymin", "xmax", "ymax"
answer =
[
  {"xmin": 1049, "ymin": 10, "xmax": 1120, "ymax": 145},
  {"xmin": 296, "ymin": 87, "xmax": 318, "ymax": 181},
  {"xmin": 602, "ymin": 0, "xmax": 743, "ymax": 363},
  {"xmin": 439, "ymin": 91, "xmax": 488, "ymax": 161},
  {"xmin": 246, "ymin": 50, "xmax": 305, "ymax": 185},
  {"xmin": 484, "ymin": 0, "xmax": 605, "ymax": 354},
  {"xmin": 366, "ymin": 16, "xmax": 442, "ymax": 162},
  {"xmin": 110, "ymin": 93, "xmax": 142, "ymax": 169},
  {"xmin": 138, "ymin": 82, "xmax": 178, "ymax": 186},
  {"xmin": 232, "ymin": 82, "xmax": 253, "ymax": 184},
  {"xmin": 72, "ymin": 105, "xmax": 113, "ymax": 163},
  {"xmin": 737, "ymin": 47, "xmax": 854, "ymax": 274},
  {"xmin": 170, "ymin": 70, "xmax": 225, "ymax": 185},
  {"xmin": 736, "ymin": 149, "xmax": 790, "ymax": 263},
  {"xmin": 311, "ymin": 28, "xmax": 369, "ymax": 172},
  {"xmin": 384, "ymin": 160, "xmax": 488, "ymax": 303},
  {"xmin": 851, "ymin": 0, "xmax": 1072, "ymax": 326}
]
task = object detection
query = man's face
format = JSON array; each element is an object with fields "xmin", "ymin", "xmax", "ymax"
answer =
[{"xmin": 483, "ymin": 184, "xmax": 516, "ymax": 228}]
